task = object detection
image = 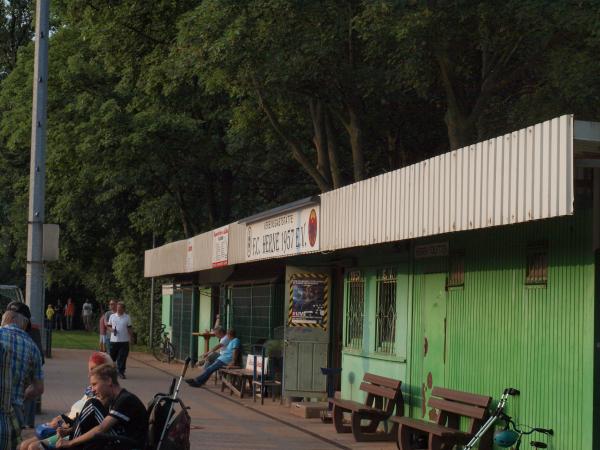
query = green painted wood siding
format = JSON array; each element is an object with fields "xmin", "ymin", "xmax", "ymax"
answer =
[
  {"xmin": 341, "ymin": 263, "xmax": 411, "ymax": 402},
  {"xmin": 409, "ymin": 212, "xmax": 595, "ymax": 449}
]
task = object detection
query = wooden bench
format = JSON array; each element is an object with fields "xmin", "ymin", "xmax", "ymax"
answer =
[
  {"xmin": 220, "ymin": 354, "xmax": 261, "ymax": 398},
  {"xmin": 391, "ymin": 387, "xmax": 492, "ymax": 450},
  {"xmin": 332, "ymin": 373, "xmax": 404, "ymax": 442}
]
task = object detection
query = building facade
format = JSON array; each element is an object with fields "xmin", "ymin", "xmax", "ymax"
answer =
[{"xmin": 145, "ymin": 115, "xmax": 600, "ymax": 448}]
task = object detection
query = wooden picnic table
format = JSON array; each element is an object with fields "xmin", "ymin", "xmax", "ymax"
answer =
[{"xmin": 192, "ymin": 330, "xmax": 215, "ymax": 353}]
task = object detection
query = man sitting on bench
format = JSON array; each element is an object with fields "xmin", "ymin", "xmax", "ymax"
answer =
[
  {"xmin": 56, "ymin": 364, "xmax": 147, "ymax": 449},
  {"xmin": 198, "ymin": 326, "xmax": 229, "ymax": 368},
  {"xmin": 186, "ymin": 328, "xmax": 240, "ymax": 388}
]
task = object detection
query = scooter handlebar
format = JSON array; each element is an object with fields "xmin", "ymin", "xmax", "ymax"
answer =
[
  {"xmin": 533, "ymin": 428, "xmax": 554, "ymax": 436},
  {"xmin": 504, "ymin": 388, "xmax": 520, "ymax": 396},
  {"xmin": 181, "ymin": 356, "xmax": 192, "ymax": 378}
]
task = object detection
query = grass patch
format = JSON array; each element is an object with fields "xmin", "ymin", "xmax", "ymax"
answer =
[
  {"xmin": 51, "ymin": 330, "xmax": 148, "ymax": 352},
  {"xmin": 51, "ymin": 330, "xmax": 98, "ymax": 350}
]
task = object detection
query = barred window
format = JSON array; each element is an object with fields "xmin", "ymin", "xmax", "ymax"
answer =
[
  {"xmin": 447, "ymin": 251, "xmax": 465, "ymax": 288},
  {"xmin": 344, "ymin": 270, "xmax": 365, "ymax": 350},
  {"xmin": 526, "ymin": 242, "xmax": 548, "ymax": 286},
  {"xmin": 375, "ymin": 268, "xmax": 397, "ymax": 354}
]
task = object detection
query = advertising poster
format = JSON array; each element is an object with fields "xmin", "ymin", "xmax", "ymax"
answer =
[{"xmin": 290, "ymin": 274, "xmax": 327, "ymax": 327}]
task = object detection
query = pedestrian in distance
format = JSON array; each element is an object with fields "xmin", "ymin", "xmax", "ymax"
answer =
[
  {"xmin": 107, "ymin": 301, "xmax": 133, "ymax": 379},
  {"xmin": 103, "ymin": 300, "xmax": 117, "ymax": 355},
  {"xmin": 65, "ymin": 298, "xmax": 75, "ymax": 330},
  {"xmin": 0, "ymin": 303, "xmax": 44, "ymax": 446},
  {"xmin": 81, "ymin": 300, "xmax": 93, "ymax": 332},
  {"xmin": 98, "ymin": 306, "xmax": 107, "ymax": 353},
  {"xmin": 45, "ymin": 304, "xmax": 55, "ymax": 330},
  {"xmin": 54, "ymin": 300, "xmax": 64, "ymax": 331}
]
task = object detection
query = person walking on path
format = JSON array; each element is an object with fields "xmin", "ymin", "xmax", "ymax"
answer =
[
  {"xmin": 65, "ymin": 298, "xmax": 75, "ymax": 330},
  {"xmin": 186, "ymin": 328, "xmax": 240, "ymax": 388},
  {"xmin": 103, "ymin": 300, "xmax": 117, "ymax": 355},
  {"xmin": 54, "ymin": 300, "xmax": 64, "ymax": 331},
  {"xmin": 0, "ymin": 304, "xmax": 44, "ymax": 442},
  {"xmin": 107, "ymin": 302, "xmax": 133, "ymax": 379},
  {"xmin": 82, "ymin": 300, "xmax": 93, "ymax": 332},
  {"xmin": 45, "ymin": 305, "xmax": 55, "ymax": 330}
]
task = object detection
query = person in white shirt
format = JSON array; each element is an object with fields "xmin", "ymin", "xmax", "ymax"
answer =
[
  {"xmin": 81, "ymin": 300, "xmax": 93, "ymax": 331},
  {"xmin": 198, "ymin": 327, "xmax": 229, "ymax": 368},
  {"xmin": 106, "ymin": 301, "xmax": 133, "ymax": 379}
]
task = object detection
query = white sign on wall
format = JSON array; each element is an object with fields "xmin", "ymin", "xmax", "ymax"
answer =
[
  {"xmin": 185, "ymin": 238, "xmax": 194, "ymax": 272},
  {"xmin": 246, "ymin": 205, "xmax": 320, "ymax": 261},
  {"xmin": 212, "ymin": 226, "xmax": 229, "ymax": 267}
]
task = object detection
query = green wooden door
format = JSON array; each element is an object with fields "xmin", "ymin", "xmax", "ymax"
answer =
[
  {"xmin": 421, "ymin": 273, "xmax": 447, "ymax": 421},
  {"xmin": 283, "ymin": 266, "xmax": 330, "ymax": 398}
]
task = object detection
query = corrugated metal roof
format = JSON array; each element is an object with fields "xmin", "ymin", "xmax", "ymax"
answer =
[
  {"xmin": 145, "ymin": 115, "xmax": 584, "ymax": 277},
  {"xmin": 320, "ymin": 115, "xmax": 574, "ymax": 251}
]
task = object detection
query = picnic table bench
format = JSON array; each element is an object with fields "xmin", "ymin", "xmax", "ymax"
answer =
[
  {"xmin": 220, "ymin": 354, "xmax": 261, "ymax": 398},
  {"xmin": 391, "ymin": 387, "xmax": 492, "ymax": 450},
  {"xmin": 332, "ymin": 373, "xmax": 404, "ymax": 442}
]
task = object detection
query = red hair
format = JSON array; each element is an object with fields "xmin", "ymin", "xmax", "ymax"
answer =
[{"xmin": 89, "ymin": 352, "xmax": 111, "ymax": 366}]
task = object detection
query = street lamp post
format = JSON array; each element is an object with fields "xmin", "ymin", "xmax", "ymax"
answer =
[{"xmin": 25, "ymin": 0, "xmax": 50, "ymax": 332}]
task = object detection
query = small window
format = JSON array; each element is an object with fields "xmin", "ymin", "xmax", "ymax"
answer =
[
  {"xmin": 344, "ymin": 270, "xmax": 365, "ymax": 350},
  {"xmin": 375, "ymin": 268, "xmax": 397, "ymax": 354},
  {"xmin": 447, "ymin": 251, "xmax": 465, "ymax": 288},
  {"xmin": 526, "ymin": 242, "xmax": 548, "ymax": 286}
]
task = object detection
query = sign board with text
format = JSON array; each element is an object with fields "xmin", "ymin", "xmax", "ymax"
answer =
[
  {"xmin": 185, "ymin": 238, "xmax": 194, "ymax": 272},
  {"xmin": 414, "ymin": 242, "xmax": 449, "ymax": 259},
  {"xmin": 246, "ymin": 205, "xmax": 320, "ymax": 262},
  {"xmin": 212, "ymin": 226, "xmax": 229, "ymax": 267}
]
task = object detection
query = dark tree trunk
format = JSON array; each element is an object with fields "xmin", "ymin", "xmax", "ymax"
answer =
[
  {"xmin": 309, "ymin": 99, "xmax": 332, "ymax": 187},
  {"xmin": 325, "ymin": 110, "xmax": 343, "ymax": 188},
  {"xmin": 255, "ymin": 85, "xmax": 332, "ymax": 192}
]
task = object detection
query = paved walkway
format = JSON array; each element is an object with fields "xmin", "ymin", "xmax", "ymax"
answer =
[{"xmin": 34, "ymin": 349, "xmax": 396, "ymax": 450}]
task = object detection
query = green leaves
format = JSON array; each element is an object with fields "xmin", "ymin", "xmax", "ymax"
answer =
[{"xmin": 0, "ymin": 0, "xmax": 598, "ymax": 335}]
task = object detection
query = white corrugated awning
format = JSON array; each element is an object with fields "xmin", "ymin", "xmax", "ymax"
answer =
[
  {"xmin": 146, "ymin": 114, "xmax": 598, "ymax": 277},
  {"xmin": 320, "ymin": 115, "xmax": 576, "ymax": 250}
]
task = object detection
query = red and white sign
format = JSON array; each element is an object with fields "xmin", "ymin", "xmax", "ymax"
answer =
[
  {"xmin": 185, "ymin": 238, "xmax": 194, "ymax": 272},
  {"xmin": 212, "ymin": 226, "xmax": 229, "ymax": 267},
  {"xmin": 246, "ymin": 205, "xmax": 320, "ymax": 262}
]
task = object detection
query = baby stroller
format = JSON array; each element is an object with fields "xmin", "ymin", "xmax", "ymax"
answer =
[{"xmin": 145, "ymin": 357, "xmax": 192, "ymax": 450}]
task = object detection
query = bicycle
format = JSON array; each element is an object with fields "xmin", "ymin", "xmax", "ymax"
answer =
[
  {"xmin": 152, "ymin": 324, "xmax": 176, "ymax": 363},
  {"xmin": 464, "ymin": 388, "xmax": 553, "ymax": 449}
]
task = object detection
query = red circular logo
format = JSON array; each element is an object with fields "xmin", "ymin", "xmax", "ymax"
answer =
[{"xmin": 308, "ymin": 209, "xmax": 317, "ymax": 247}]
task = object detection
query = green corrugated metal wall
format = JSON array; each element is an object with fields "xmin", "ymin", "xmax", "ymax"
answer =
[{"xmin": 409, "ymin": 212, "xmax": 595, "ymax": 448}]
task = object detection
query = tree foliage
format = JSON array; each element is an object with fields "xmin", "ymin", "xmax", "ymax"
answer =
[{"xmin": 0, "ymin": 0, "xmax": 598, "ymax": 343}]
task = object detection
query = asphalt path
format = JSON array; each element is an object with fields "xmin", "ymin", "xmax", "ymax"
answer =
[{"xmin": 36, "ymin": 349, "xmax": 340, "ymax": 450}]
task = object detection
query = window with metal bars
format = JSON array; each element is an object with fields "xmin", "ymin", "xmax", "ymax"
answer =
[
  {"xmin": 344, "ymin": 270, "xmax": 365, "ymax": 350},
  {"xmin": 447, "ymin": 251, "xmax": 465, "ymax": 288},
  {"xmin": 375, "ymin": 268, "xmax": 396, "ymax": 354},
  {"xmin": 526, "ymin": 242, "xmax": 548, "ymax": 286}
]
